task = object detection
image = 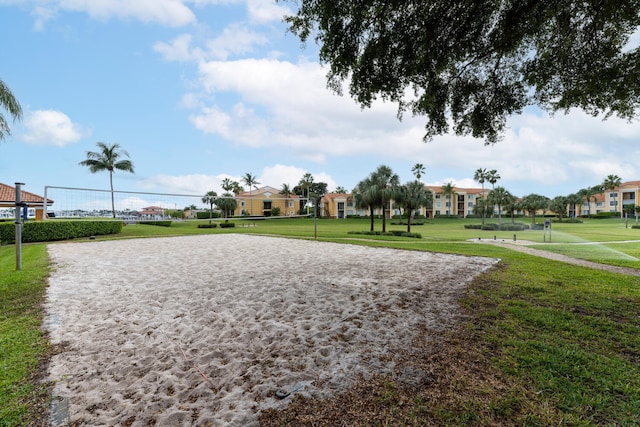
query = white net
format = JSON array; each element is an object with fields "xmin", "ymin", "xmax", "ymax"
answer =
[{"xmin": 43, "ymin": 186, "xmax": 207, "ymax": 220}]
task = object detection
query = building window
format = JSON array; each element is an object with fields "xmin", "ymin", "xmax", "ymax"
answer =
[
  {"xmin": 610, "ymin": 192, "xmax": 617, "ymax": 197},
  {"xmin": 610, "ymin": 201, "xmax": 618, "ymax": 206},
  {"xmin": 468, "ymin": 202, "xmax": 474, "ymax": 207},
  {"xmin": 436, "ymin": 202, "xmax": 441, "ymax": 208},
  {"xmin": 435, "ymin": 194, "xmax": 441, "ymax": 199},
  {"xmin": 468, "ymin": 195, "xmax": 474, "ymax": 200},
  {"xmin": 597, "ymin": 202, "xmax": 604, "ymax": 207},
  {"xmin": 289, "ymin": 201, "xmax": 294, "ymax": 208},
  {"xmin": 445, "ymin": 202, "xmax": 450, "ymax": 207},
  {"xmin": 241, "ymin": 201, "xmax": 245, "ymax": 207}
]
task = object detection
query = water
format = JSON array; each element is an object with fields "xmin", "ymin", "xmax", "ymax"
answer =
[{"xmin": 541, "ymin": 230, "xmax": 639, "ymax": 261}]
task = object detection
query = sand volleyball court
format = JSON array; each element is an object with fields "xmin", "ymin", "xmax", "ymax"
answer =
[{"xmin": 44, "ymin": 234, "xmax": 498, "ymax": 426}]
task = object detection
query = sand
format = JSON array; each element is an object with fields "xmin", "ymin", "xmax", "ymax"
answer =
[{"xmin": 44, "ymin": 234, "xmax": 498, "ymax": 426}]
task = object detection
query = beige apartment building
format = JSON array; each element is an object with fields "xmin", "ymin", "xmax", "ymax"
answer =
[
  {"xmin": 321, "ymin": 185, "xmax": 491, "ymax": 219},
  {"xmin": 233, "ymin": 186, "xmax": 300, "ymax": 217}
]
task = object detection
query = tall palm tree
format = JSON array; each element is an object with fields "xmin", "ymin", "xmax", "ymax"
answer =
[
  {"xmin": 221, "ymin": 178, "xmax": 234, "ymax": 193},
  {"xmin": 411, "ymin": 163, "xmax": 426, "ymax": 182},
  {"xmin": 602, "ymin": 174, "xmax": 622, "ymax": 216},
  {"xmin": 280, "ymin": 183, "xmax": 293, "ymax": 214},
  {"xmin": 487, "ymin": 169, "xmax": 501, "ymax": 189},
  {"xmin": 0, "ymin": 79, "xmax": 22, "ymax": 142},
  {"xmin": 79, "ymin": 142, "xmax": 135, "ymax": 218},
  {"xmin": 202, "ymin": 191, "xmax": 217, "ymax": 224},
  {"xmin": 241, "ymin": 172, "xmax": 260, "ymax": 216},
  {"xmin": 473, "ymin": 168, "xmax": 488, "ymax": 225},
  {"xmin": 298, "ymin": 173, "xmax": 314, "ymax": 214},
  {"xmin": 440, "ymin": 182, "xmax": 456, "ymax": 216}
]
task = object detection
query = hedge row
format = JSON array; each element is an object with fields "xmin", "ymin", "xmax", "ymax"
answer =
[
  {"xmin": 348, "ymin": 230, "xmax": 422, "ymax": 238},
  {"xmin": 465, "ymin": 223, "xmax": 530, "ymax": 231},
  {"xmin": 0, "ymin": 220, "xmax": 123, "ymax": 244}
]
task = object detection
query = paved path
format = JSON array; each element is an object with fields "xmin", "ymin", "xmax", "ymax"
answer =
[{"xmin": 479, "ymin": 240, "xmax": 640, "ymax": 277}]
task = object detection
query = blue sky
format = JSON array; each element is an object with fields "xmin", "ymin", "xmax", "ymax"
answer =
[{"xmin": 1, "ymin": 0, "xmax": 640, "ymax": 204}]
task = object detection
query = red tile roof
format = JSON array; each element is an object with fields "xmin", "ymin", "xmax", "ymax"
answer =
[{"xmin": 0, "ymin": 183, "xmax": 54, "ymax": 206}]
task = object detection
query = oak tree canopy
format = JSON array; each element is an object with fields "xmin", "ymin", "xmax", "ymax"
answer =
[{"xmin": 280, "ymin": 0, "xmax": 640, "ymax": 143}]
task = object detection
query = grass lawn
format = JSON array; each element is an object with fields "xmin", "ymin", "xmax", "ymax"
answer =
[{"xmin": 2, "ymin": 216, "xmax": 639, "ymax": 425}]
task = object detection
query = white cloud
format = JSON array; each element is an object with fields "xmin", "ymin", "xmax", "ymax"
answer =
[
  {"xmin": 21, "ymin": 110, "xmax": 85, "ymax": 146},
  {"xmin": 154, "ymin": 34, "xmax": 203, "ymax": 62},
  {"xmin": 246, "ymin": 0, "xmax": 291, "ymax": 25},
  {"xmin": 137, "ymin": 173, "xmax": 227, "ymax": 195},
  {"xmin": 19, "ymin": 0, "xmax": 197, "ymax": 28},
  {"xmin": 204, "ymin": 23, "xmax": 269, "ymax": 60}
]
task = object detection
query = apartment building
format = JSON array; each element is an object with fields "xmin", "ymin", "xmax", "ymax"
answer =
[
  {"xmin": 233, "ymin": 186, "xmax": 300, "ymax": 217},
  {"xmin": 321, "ymin": 185, "xmax": 491, "ymax": 219}
]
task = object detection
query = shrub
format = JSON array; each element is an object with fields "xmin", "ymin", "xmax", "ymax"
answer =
[
  {"xmin": 270, "ymin": 207, "xmax": 281, "ymax": 217},
  {"xmin": 0, "ymin": 220, "xmax": 122, "ymax": 244},
  {"xmin": 219, "ymin": 222, "xmax": 236, "ymax": 228},
  {"xmin": 196, "ymin": 211, "xmax": 220, "ymax": 219},
  {"xmin": 477, "ymin": 223, "xmax": 529, "ymax": 231},
  {"xmin": 591, "ymin": 212, "xmax": 617, "ymax": 219},
  {"xmin": 347, "ymin": 230, "xmax": 421, "ymax": 238},
  {"xmin": 197, "ymin": 223, "xmax": 218, "ymax": 229}
]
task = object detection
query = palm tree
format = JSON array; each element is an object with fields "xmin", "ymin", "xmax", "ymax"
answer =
[
  {"xmin": 488, "ymin": 186, "xmax": 511, "ymax": 226},
  {"xmin": 487, "ymin": 169, "xmax": 501, "ymax": 189},
  {"xmin": 298, "ymin": 173, "xmax": 314, "ymax": 214},
  {"xmin": 395, "ymin": 180, "xmax": 430, "ymax": 233},
  {"xmin": 503, "ymin": 192, "xmax": 518, "ymax": 225},
  {"xmin": 440, "ymin": 182, "xmax": 456, "ymax": 216},
  {"xmin": 334, "ymin": 186, "xmax": 347, "ymax": 194},
  {"xmin": 520, "ymin": 193, "xmax": 549, "ymax": 226},
  {"xmin": 566, "ymin": 193, "xmax": 583, "ymax": 221},
  {"xmin": 550, "ymin": 195, "xmax": 569, "ymax": 221},
  {"xmin": 412, "ymin": 163, "xmax": 426, "ymax": 182},
  {"xmin": 353, "ymin": 177, "xmax": 378, "ymax": 231},
  {"xmin": 371, "ymin": 165, "xmax": 399, "ymax": 232},
  {"xmin": 241, "ymin": 172, "xmax": 260, "ymax": 216},
  {"xmin": 473, "ymin": 168, "xmax": 488, "ymax": 225},
  {"xmin": 280, "ymin": 183, "xmax": 293, "ymax": 214},
  {"xmin": 0, "ymin": 79, "xmax": 22, "ymax": 142},
  {"xmin": 221, "ymin": 178, "xmax": 234, "ymax": 193},
  {"xmin": 602, "ymin": 174, "xmax": 622, "ymax": 216},
  {"xmin": 79, "ymin": 142, "xmax": 135, "ymax": 218},
  {"xmin": 202, "ymin": 191, "xmax": 217, "ymax": 224},
  {"xmin": 215, "ymin": 193, "xmax": 237, "ymax": 223}
]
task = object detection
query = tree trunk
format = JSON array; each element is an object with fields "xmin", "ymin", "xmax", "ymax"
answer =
[
  {"xmin": 109, "ymin": 171, "xmax": 116, "ymax": 218},
  {"xmin": 369, "ymin": 206, "xmax": 375, "ymax": 231},
  {"xmin": 407, "ymin": 209, "xmax": 413, "ymax": 233},
  {"xmin": 381, "ymin": 199, "xmax": 387, "ymax": 233}
]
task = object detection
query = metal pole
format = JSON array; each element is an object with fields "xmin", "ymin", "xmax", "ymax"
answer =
[
  {"xmin": 314, "ymin": 199, "xmax": 317, "ymax": 240},
  {"xmin": 15, "ymin": 182, "xmax": 25, "ymax": 271},
  {"xmin": 43, "ymin": 185, "xmax": 48, "ymax": 220}
]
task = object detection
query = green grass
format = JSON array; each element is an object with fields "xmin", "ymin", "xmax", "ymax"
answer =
[
  {"xmin": 0, "ymin": 244, "xmax": 50, "ymax": 426},
  {"xmin": 2, "ymin": 216, "xmax": 640, "ymax": 425}
]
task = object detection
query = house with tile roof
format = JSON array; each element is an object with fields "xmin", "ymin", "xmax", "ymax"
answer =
[
  {"xmin": 0, "ymin": 183, "xmax": 54, "ymax": 220},
  {"xmin": 233, "ymin": 186, "xmax": 301, "ymax": 216}
]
